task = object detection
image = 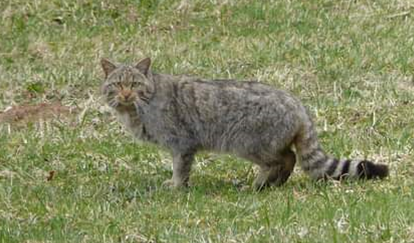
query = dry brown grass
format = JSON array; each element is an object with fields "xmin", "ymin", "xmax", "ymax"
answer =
[{"xmin": 0, "ymin": 102, "xmax": 75, "ymax": 125}]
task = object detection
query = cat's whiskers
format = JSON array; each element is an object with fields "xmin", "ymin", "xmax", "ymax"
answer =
[
  {"xmin": 138, "ymin": 95, "xmax": 150, "ymax": 104},
  {"xmin": 108, "ymin": 98, "xmax": 119, "ymax": 108}
]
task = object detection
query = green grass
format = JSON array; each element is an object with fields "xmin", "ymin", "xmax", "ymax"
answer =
[{"xmin": 1, "ymin": 0, "xmax": 414, "ymax": 242}]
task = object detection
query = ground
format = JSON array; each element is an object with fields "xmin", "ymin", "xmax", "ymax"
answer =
[{"xmin": 0, "ymin": 0, "xmax": 413, "ymax": 242}]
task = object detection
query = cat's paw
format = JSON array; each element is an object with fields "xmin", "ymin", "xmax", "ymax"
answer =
[
  {"xmin": 161, "ymin": 179, "xmax": 188, "ymax": 189},
  {"xmin": 253, "ymin": 175, "xmax": 271, "ymax": 191},
  {"xmin": 161, "ymin": 179, "xmax": 175, "ymax": 189},
  {"xmin": 253, "ymin": 180, "xmax": 269, "ymax": 191}
]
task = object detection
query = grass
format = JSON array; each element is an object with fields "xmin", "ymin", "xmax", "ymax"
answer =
[{"xmin": 1, "ymin": 0, "xmax": 414, "ymax": 242}]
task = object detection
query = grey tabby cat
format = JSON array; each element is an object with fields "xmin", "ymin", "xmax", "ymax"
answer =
[{"xmin": 101, "ymin": 57, "xmax": 388, "ymax": 190}]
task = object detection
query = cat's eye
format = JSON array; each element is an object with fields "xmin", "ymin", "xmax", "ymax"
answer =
[
  {"xmin": 110, "ymin": 82, "xmax": 121, "ymax": 88},
  {"xmin": 131, "ymin": 82, "xmax": 142, "ymax": 88}
]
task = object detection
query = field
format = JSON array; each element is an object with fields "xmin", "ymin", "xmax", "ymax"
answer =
[{"xmin": 1, "ymin": 0, "xmax": 414, "ymax": 242}]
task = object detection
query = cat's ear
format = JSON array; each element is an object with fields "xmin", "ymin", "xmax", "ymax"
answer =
[
  {"xmin": 135, "ymin": 57, "xmax": 151, "ymax": 75},
  {"xmin": 101, "ymin": 58, "xmax": 117, "ymax": 78}
]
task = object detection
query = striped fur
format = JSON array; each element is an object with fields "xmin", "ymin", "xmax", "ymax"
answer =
[{"xmin": 295, "ymin": 116, "xmax": 389, "ymax": 180}]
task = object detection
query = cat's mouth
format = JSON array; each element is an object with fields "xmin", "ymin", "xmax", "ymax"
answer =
[
  {"xmin": 107, "ymin": 95, "xmax": 148, "ymax": 109},
  {"xmin": 106, "ymin": 97, "xmax": 136, "ymax": 108},
  {"xmin": 115, "ymin": 93, "xmax": 138, "ymax": 105},
  {"xmin": 117, "ymin": 97, "xmax": 137, "ymax": 106}
]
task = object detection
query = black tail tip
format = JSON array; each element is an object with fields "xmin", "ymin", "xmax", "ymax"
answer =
[{"xmin": 358, "ymin": 160, "xmax": 389, "ymax": 179}]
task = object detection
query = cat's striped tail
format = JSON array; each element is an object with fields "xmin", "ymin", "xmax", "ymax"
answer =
[{"xmin": 294, "ymin": 116, "xmax": 389, "ymax": 180}]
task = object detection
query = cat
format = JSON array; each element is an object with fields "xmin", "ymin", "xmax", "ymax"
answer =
[{"xmin": 100, "ymin": 57, "xmax": 389, "ymax": 190}]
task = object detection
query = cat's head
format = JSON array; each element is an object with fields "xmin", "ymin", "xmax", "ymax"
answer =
[{"xmin": 100, "ymin": 58, "xmax": 155, "ymax": 108}]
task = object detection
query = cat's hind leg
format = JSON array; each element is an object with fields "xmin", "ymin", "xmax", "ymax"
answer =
[
  {"xmin": 253, "ymin": 148, "xmax": 296, "ymax": 191},
  {"xmin": 162, "ymin": 152, "xmax": 194, "ymax": 189},
  {"xmin": 268, "ymin": 148, "xmax": 296, "ymax": 186}
]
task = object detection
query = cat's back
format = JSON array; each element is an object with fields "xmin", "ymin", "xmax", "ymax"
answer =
[
  {"xmin": 160, "ymin": 76, "xmax": 305, "ymax": 129},
  {"xmin": 174, "ymin": 77, "xmax": 302, "ymax": 110},
  {"xmin": 151, "ymin": 73, "xmax": 305, "ymax": 123}
]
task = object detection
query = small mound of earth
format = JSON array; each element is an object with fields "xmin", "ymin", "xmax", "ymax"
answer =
[{"xmin": 0, "ymin": 102, "xmax": 75, "ymax": 125}]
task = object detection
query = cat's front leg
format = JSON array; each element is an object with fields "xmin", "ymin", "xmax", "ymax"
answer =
[{"xmin": 163, "ymin": 152, "xmax": 195, "ymax": 189}]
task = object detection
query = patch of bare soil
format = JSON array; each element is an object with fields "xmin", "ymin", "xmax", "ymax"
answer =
[{"xmin": 0, "ymin": 102, "xmax": 76, "ymax": 125}]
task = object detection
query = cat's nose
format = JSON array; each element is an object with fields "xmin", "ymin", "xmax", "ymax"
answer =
[{"xmin": 121, "ymin": 90, "xmax": 132, "ymax": 100}]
